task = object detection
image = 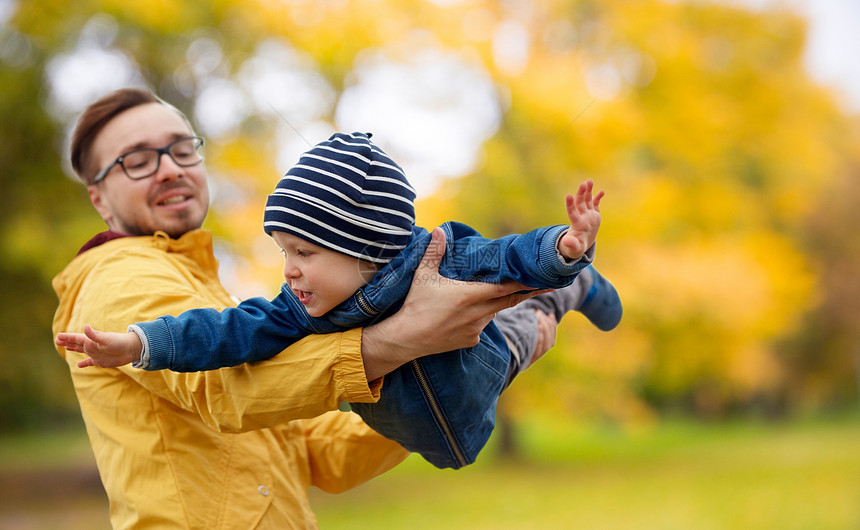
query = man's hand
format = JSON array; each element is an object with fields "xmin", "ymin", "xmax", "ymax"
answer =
[
  {"xmin": 56, "ymin": 324, "xmax": 143, "ymax": 368},
  {"xmin": 558, "ymin": 179, "xmax": 604, "ymax": 260},
  {"xmin": 527, "ymin": 309, "xmax": 558, "ymax": 368},
  {"xmin": 361, "ymin": 227, "xmax": 547, "ymax": 381}
]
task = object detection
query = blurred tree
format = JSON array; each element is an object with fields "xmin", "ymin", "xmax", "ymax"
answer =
[
  {"xmin": 432, "ymin": 0, "xmax": 855, "ymax": 420},
  {"xmin": 0, "ymin": 27, "xmax": 101, "ymax": 432},
  {"xmin": 780, "ymin": 157, "xmax": 860, "ymax": 410},
  {"xmin": 1, "ymin": 0, "xmax": 857, "ymax": 434}
]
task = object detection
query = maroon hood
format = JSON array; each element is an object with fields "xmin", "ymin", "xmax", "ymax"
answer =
[{"xmin": 77, "ymin": 231, "xmax": 130, "ymax": 256}]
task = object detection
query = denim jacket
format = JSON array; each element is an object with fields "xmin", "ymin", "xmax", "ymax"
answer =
[{"xmin": 136, "ymin": 221, "xmax": 591, "ymax": 468}]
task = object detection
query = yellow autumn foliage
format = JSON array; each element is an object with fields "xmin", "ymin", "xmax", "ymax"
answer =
[{"xmin": 4, "ymin": 0, "xmax": 856, "ymax": 422}]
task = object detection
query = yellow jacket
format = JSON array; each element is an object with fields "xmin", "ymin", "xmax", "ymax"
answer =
[{"xmin": 52, "ymin": 229, "xmax": 408, "ymax": 529}]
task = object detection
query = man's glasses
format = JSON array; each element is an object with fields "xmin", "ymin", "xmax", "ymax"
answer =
[{"xmin": 91, "ymin": 136, "xmax": 205, "ymax": 184}]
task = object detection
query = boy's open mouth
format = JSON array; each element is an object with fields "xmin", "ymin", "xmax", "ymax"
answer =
[{"xmin": 294, "ymin": 290, "xmax": 312, "ymax": 304}]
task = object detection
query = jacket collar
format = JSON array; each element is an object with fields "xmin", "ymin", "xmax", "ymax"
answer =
[
  {"xmin": 76, "ymin": 229, "xmax": 212, "ymax": 256},
  {"xmin": 76, "ymin": 230, "xmax": 129, "ymax": 256}
]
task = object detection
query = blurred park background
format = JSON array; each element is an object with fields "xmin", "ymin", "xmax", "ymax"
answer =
[{"xmin": 1, "ymin": 0, "xmax": 859, "ymax": 528}]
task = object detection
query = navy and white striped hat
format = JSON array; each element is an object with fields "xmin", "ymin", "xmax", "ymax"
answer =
[{"xmin": 264, "ymin": 132, "xmax": 416, "ymax": 264}]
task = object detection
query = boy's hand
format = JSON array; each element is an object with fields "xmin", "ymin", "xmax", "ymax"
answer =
[
  {"xmin": 558, "ymin": 179, "xmax": 604, "ymax": 260},
  {"xmin": 55, "ymin": 324, "xmax": 142, "ymax": 368}
]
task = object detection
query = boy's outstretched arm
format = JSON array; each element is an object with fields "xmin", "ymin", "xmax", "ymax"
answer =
[
  {"xmin": 558, "ymin": 179, "xmax": 604, "ymax": 260},
  {"xmin": 56, "ymin": 324, "xmax": 142, "ymax": 368},
  {"xmin": 361, "ymin": 227, "xmax": 549, "ymax": 382}
]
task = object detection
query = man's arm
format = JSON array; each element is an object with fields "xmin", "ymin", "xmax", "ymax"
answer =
[
  {"xmin": 58, "ymin": 246, "xmax": 374, "ymax": 432},
  {"xmin": 59, "ymin": 235, "xmax": 542, "ymax": 430},
  {"xmin": 64, "ymin": 229, "xmax": 544, "ymax": 379},
  {"xmin": 303, "ymin": 410, "xmax": 410, "ymax": 494}
]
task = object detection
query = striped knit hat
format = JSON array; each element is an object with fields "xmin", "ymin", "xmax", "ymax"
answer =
[{"xmin": 263, "ymin": 132, "xmax": 416, "ymax": 264}]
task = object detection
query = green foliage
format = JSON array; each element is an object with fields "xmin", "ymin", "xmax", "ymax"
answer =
[{"xmin": 0, "ymin": 31, "xmax": 98, "ymax": 431}]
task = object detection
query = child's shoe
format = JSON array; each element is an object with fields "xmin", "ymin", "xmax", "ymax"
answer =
[
  {"xmin": 577, "ymin": 266, "xmax": 622, "ymax": 331},
  {"xmin": 495, "ymin": 266, "xmax": 621, "ymax": 388}
]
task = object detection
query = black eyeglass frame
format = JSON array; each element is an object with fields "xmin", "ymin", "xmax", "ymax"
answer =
[{"xmin": 91, "ymin": 136, "xmax": 205, "ymax": 184}]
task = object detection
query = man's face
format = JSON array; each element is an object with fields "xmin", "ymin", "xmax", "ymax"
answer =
[{"xmin": 87, "ymin": 103, "xmax": 210, "ymax": 238}]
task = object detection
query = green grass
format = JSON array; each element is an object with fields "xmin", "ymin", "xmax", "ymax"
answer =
[
  {"xmin": 2, "ymin": 414, "xmax": 859, "ymax": 529},
  {"xmin": 0, "ymin": 425, "xmax": 96, "ymax": 471},
  {"xmin": 310, "ymin": 414, "xmax": 860, "ymax": 529}
]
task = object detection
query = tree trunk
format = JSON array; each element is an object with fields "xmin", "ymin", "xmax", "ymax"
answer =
[{"xmin": 495, "ymin": 400, "xmax": 520, "ymax": 460}]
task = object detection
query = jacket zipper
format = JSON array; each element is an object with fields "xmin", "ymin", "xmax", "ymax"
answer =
[
  {"xmin": 355, "ymin": 290, "xmax": 379, "ymax": 316},
  {"xmin": 410, "ymin": 359, "xmax": 468, "ymax": 468},
  {"xmin": 358, "ymin": 289, "xmax": 466, "ymax": 466}
]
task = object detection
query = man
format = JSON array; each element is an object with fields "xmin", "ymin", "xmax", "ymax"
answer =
[{"xmin": 52, "ymin": 88, "xmax": 550, "ymax": 528}]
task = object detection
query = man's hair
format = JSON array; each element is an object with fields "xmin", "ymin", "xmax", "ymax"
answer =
[{"xmin": 70, "ymin": 88, "xmax": 162, "ymax": 184}]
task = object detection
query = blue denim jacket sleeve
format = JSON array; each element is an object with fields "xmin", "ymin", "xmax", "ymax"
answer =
[
  {"xmin": 345, "ymin": 222, "xmax": 594, "ymax": 324},
  {"xmin": 438, "ymin": 221, "xmax": 591, "ymax": 288},
  {"xmin": 134, "ymin": 221, "xmax": 591, "ymax": 373},
  {"xmin": 134, "ymin": 284, "xmax": 335, "ymax": 372}
]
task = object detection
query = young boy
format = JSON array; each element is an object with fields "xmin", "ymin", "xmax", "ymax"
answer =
[{"xmin": 57, "ymin": 132, "xmax": 621, "ymax": 469}]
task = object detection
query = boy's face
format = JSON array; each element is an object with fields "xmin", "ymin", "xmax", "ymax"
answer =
[{"xmin": 271, "ymin": 231, "xmax": 379, "ymax": 317}]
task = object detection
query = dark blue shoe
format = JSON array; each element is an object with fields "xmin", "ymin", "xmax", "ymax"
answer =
[{"xmin": 578, "ymin": 267, "xmax": 622, "ymax": 331}]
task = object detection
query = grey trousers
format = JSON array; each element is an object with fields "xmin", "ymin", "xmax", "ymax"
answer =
[{"xmin": 494, "ymin": 273, "xmax": 591, "ymax": 388}]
